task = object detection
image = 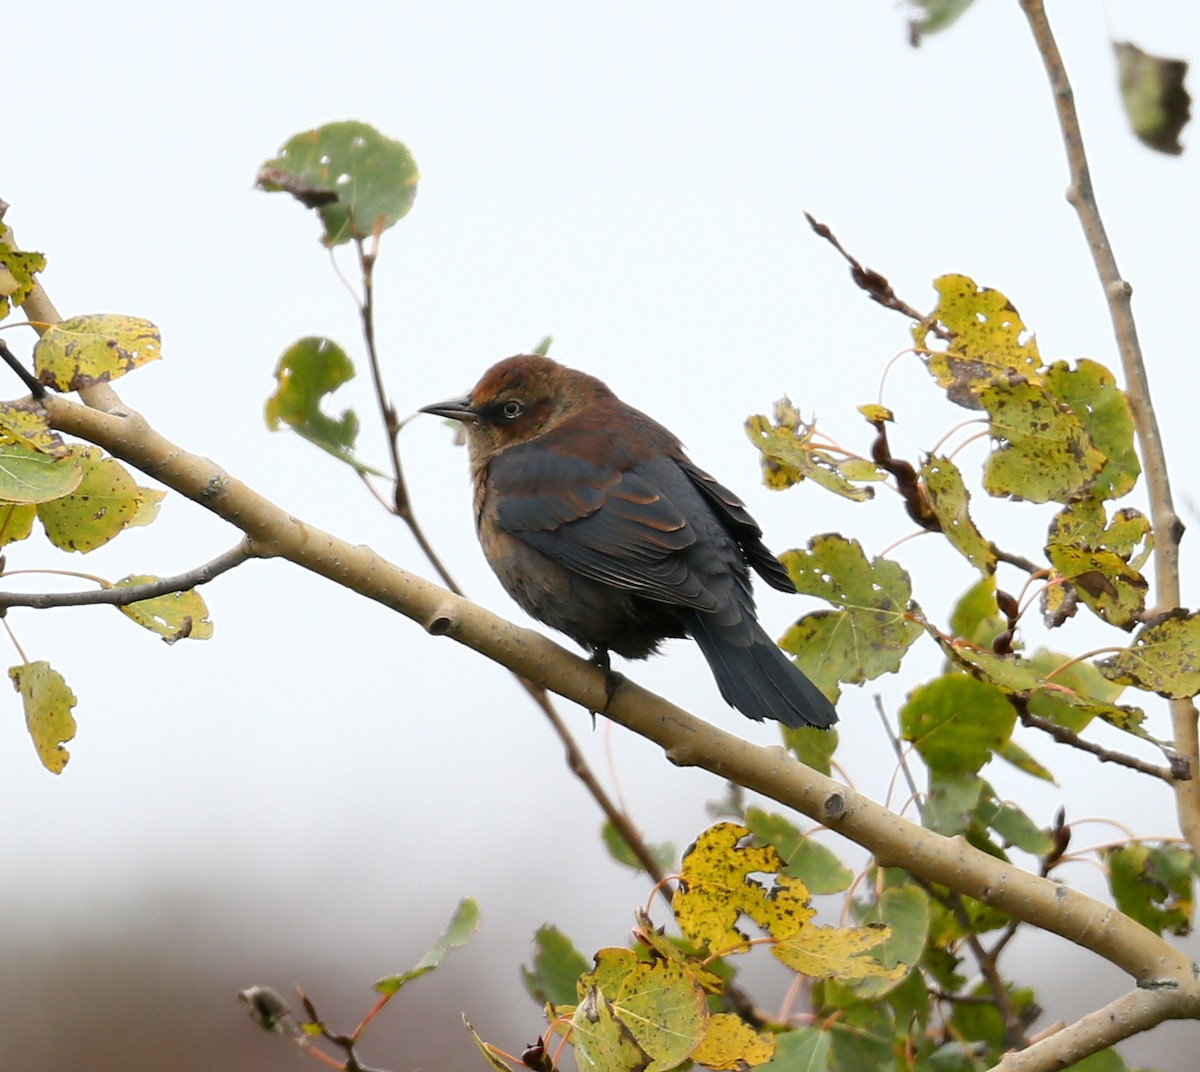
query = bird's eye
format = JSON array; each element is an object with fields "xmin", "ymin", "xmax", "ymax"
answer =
[{"xmin": 501, "ymin": 399, "xmax": 523, "ymax": 419}]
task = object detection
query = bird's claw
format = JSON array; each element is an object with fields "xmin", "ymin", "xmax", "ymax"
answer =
[{"xmin": 588, "ymin": 648, "xmax": 625, "ymax": 721}]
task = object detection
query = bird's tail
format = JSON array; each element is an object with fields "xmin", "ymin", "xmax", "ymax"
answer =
[{"xmin": 683, "ymin": 608, "xmax": 837, "ymax": 730}]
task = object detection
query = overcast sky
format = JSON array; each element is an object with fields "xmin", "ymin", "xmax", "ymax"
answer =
[{"xmin": 3, "ymin": 3, "xmax": 1199, "ymax": 1069}]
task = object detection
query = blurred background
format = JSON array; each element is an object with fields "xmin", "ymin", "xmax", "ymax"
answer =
[{"xmin": 2, "ymin": 2, "xmax": 1198, "ymax": 1068}]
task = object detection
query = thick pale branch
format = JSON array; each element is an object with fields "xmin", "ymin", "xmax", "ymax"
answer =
[
  {"xmin": 43, "ymin": 394, "xmax": 1200, "ymax": 1044},
  {"xmin": 995, "ymin": 987, "xmax": 1193, "ymax": 1072},
  {"xmin": 1017, "ymin": 0, "xmax": 1200, "ymax": 853}
]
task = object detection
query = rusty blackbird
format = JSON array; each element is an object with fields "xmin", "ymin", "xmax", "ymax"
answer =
[{"xmin": 420, "ymin": 355, "xmax": 836, "ymax": 729}]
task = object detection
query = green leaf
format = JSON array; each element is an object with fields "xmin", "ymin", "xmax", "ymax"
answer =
[
  {"xmin": 746, "ymin": 410, "xmax": 878, "ymax": 501},
  {"xmin": 11, "ymin": 660, "xmax": 77, "ymax": 774},
  {"xmin": 907, "ymin": 0, "xmax": 978, "ymax": 43},
  {"xmin": 0, "ymin": 441, "xmax": 83, "ymax": 504},
  {"xmin": 917, "ymin": 274, "xmax": 1042, "ymax": 406},
  {"xmin": 782, "ymin": 725, "xmax": 839, "ymax": 775},
  {"xmin": 600, "ymin": 819, "xmax": 674, "ymax": 874},
  {"xmin": 1104, "ymin": 843, "xmax": 1194, "ymax": 936},
  {"xmin": 1113, "ymin": 41, "xmax": 1190, "ymax": 156},
  {"xmin": 114, "ymin": 575, "xmax": 215, "ymax": 643},
  {"xmin": 921, "ymin": 455, "xmax": 996, "ymax": 573},
  {"xmin": 977, "ymin": 799, "xmax": 1055, "ymax": 856},
  {"xmin": 33, "ymin": 314, "xmax": 161, "ymax": 392},
  {"xmin": 36, "ymin": 445, "xmax": 142, "ymax": 552},
  {"xmin": 780, "ymin": 535, "xmax": 923, "ymax": 689},
  {"xmin": 1063, "ymin": 1049, "xmax": 1128, "ymax": 1072},
  {"xmin": 532, "ymin": 335, "xmax": 554, "ymax": 356},
  {"xmin": 1097, "ymin": 609, "xmax": 1200, "ymax": 699},
  {"xmin": 979, "ymin": 379, "xmax": 1105, "ymax": 504},
  {"xmin": 744, "ymin": 807, "xmax": 854, "ymax": 894},
  {"xmin": 922, "ymin": 771, "xmax": 985, "ymax": 836},
  {"xmin": 1025, "ymin": 647, "xmax": 1131, "ymax": 734},
  {"xmin": 0, "ymin": 244, "xmax": 47, "ymax": 320},
  {"xmin": 948, "ymin": 575, "xmax": 1005, "ymax": 651},
  {"xmin": 852, "ymin": 885, "xmax": 930, "ymax": 999},
  {"xmin": 900, "ymin": 674, "xmax": 1015, "ymax": 773},
  {"xmin": 522, "ymin": 924, "xmax": 590, "ymax": 1008},
  {"xmin": 464, "ymin": 1017, "xmax": 519, "ymax": 1072},
  {"xmin": 265, "ymin": 336, "xmax": 383, "ymax": 474},
  {"xmin": 760, "ymin": 1025, "xmax": 830, "ymax": 1072},
  {"xmin": 257, "ymin": 121, "xmax": 419, "ymax": 246},
  {"xmin": 373, "ymin": 897, "xmax": 479, "ymax": 994},
  {"xmin": 1042, "ymin": 360, "xmax": 1140, "ymax": 500},
  {"xmin": 993, "ymin": 739, "xmax": 1055, "ymax": 783}
]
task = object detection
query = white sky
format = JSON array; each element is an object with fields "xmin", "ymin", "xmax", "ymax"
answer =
[{"xmin": 3, "ymin": 3, "xmax": 1199, "ymax": 1069}]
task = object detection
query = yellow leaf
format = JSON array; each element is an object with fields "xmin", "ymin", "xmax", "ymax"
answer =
[
  {"xmin": 672, "ymin": 823, "xmax": 814, "ymax": 952},
  {"xmin": 690, "ymin": 1013, "xmax": 775, "ymax": 1071},
  {"xmin": 0, "ymin": 400, "xmax": 71, "ymax": 457},
  {"xmin": 115, "ymin": 575, "xmax": 214, "ymax": 642},
  {"xmin": 0, "ymin": 503, "xmax": 37, "ymax": 546},
  {"xmin": 572, "ymin": 987, "xmax": 653, "ymax": 1072},
  {"xmin": 612, "ymin": 960, "xmax": 708, "ymax": 1072},
  {"xmin": 918, "ymin": 274, "xmax": 1042, "ymax": 406},
  {"xmin": 10, "ymin": 661, "xmax": 77, "ymax": 774},
  {"xmin": 772, "ymin": 923, "xmax": 903, "ymax": 981},
  {"xmin": 36, "ymin": 445, "xmax": 141, "ymax": 552},
  {"xmin": 34, "ymin": 313, "xmax": 162, "ymax": 392}
]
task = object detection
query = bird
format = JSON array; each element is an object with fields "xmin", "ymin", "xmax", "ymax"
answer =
[{"xmin": 420, "ymin": 355, "xmax": 837, "ymax": 730}]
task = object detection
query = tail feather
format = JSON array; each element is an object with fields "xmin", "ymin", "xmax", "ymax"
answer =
[{"xmin": 684, "ymin": 609, "xmax": 837, "ymax": 730}]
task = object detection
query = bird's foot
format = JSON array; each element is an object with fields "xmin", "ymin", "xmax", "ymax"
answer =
[{"xmin": 588, "ymin": 648, "xmax": 625, "ymax": 721}]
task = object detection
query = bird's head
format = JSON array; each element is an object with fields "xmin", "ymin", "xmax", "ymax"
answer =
[{"xmin": 420, "ymin": 354, "xmax": 611, "ymax": 458}]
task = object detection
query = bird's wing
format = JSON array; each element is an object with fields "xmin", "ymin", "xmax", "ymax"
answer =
[
  {"xmin": 677, "ymin": 458, "xmax": 797, "ymax": 594},
  {"xmin": 490, "ymin": 446, "xmax": 721, "ymax": 611}
]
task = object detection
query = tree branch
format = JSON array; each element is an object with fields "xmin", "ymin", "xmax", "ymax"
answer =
[
  {"xmin": 1017, "ymin": 0, "xmax": 1200, "ymax": 853},
  {"xmin": 0, "ymin": 541, "xmax": 254, "ymax": 610},
  {"xmin": 40, "ymin": 390, "xmax": 1200, "ymax": 1070}
]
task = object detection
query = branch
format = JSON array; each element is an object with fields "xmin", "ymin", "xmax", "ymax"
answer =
[
  {"xmin": 0, "ymin": 541, "xmax": 254, "ymax": 610},
  {"xmin": 994, "ymin": 987, "xmax": 1187, "ymax": 1072},
  {"xmin": 41, "ymin": 391, "xmax": 1200, "ymax": 1071},
  {"xmin": 1017, "ymin": 0, "xmax": 1200, "ymax": 853},
  {"xmin": 1018, "ymin": 707, "xmax": 1183, "ymax": 784}
]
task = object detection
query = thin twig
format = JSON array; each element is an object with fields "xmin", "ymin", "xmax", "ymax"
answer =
[
  {"xmin": 804, "ymin": 213, "xmax": 949, "ymax": 338},
  {"xmin": 0, "ymin": 541, "xmax": 254, "ymax": 610},
  {"xmin": 917, "ymin": 878, "xmax": 1031, "ymax": 1050},
  {"xmin": 1018, "ymin": 0, "xmax": 1199, "ymax": 850},
  {"xmin": 0, "ymin": 338, "xmax": 44, "ymax": 399},
  {"xmin": 1017, "ymin": 706, "xmax": 1182, "ymax": 783}
]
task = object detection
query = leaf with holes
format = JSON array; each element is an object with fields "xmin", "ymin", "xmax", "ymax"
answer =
[
  {"xmin": 1098, "ymin": 610, "xmax": 1200, "ymax": 699},
  {"xmin": 0, "ymin": 244, "xmax": 47, "ymax": 320},
  {"xmin": 921, "ymin": 455, "xmax": 995, "ymax": 572},
  {"xmin": 745, "ymin": 412, "xmax": 876, "ymax": 500},
  {"xmin": 916, "ymin": 274, "xmax": 1042, "ymax": 407},
  {"xmin": 257, "ymin": 121, "xmax": 419, "ymax": 246},
  {"xmin": 672, "ymin": 823, "xmax": 814, "ymax": 952},
  {"xmin": 980, "ymin": 379, "xmax": 1105, "ymax": 503},
  {"xmin": 114, "ymin": 575, "xmax": 214, "ymax": 642}
]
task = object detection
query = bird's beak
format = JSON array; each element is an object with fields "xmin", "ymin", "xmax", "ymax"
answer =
[{"xmin": 418, "ymin": 395, "xmax": 478, "ymax": 423}]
